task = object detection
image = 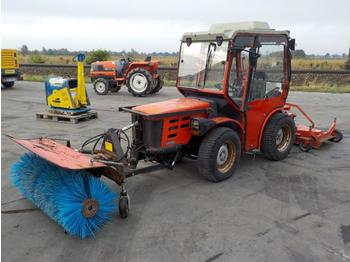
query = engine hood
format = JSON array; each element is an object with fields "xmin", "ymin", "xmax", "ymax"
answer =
[{"xmin": 132, "ymin": 97, "xmax": 210, "ymax": 116}]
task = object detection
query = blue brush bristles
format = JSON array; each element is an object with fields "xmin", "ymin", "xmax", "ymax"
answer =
[{"xmin": 11, "ymin": 153, "xmax": 117, "ymax": 239}]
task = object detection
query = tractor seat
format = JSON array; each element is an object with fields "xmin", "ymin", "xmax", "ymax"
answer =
[{"xmin": 116, "ymin": 59, "xmax": 129, "ymax": 77}]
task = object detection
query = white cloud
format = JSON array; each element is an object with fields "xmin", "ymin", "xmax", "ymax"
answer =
[{"xmin": 1, "ymin": 0, "xmax": 350, "ymax": 54}]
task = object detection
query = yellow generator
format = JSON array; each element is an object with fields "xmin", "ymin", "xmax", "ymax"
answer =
[
  {"xmin": 45, "ymin": 53, "xmax": 90, "ymax": 114},
  {"xmin": 1, "ymin": 49, "xmax": 22, "ymax": 88}
]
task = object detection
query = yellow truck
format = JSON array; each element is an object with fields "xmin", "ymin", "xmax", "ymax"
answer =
[{"xmin": 1, "ymin": 49, "xmax": 22, "ymax": 88}]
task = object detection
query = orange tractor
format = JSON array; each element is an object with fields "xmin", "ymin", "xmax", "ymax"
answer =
[
  {"xmin": 9, "ymin": 22, "xmax": 343, "ymax": 237},
  {"xmin": 90, "ymin": 56, "xmax": 163, "ymax": 96}
]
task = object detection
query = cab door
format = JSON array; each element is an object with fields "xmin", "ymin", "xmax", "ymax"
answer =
[{"xmin": 244, "ymin": 35, "xmax": 289, "ymax": 151}]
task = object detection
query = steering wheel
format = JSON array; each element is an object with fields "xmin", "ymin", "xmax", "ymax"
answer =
[
  {"xmin": 264, "ymin": 87, "xmax": 281, "ymax": 98},
  {"xmin": 214, "ymin": 83, "xmax": 222, "ymax": 90}
]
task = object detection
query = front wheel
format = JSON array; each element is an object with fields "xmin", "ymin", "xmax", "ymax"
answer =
[
  {"xmin": 330, "ymin": 129, "xmax": 343, "ymax": 143},
  {"xmin": 110, "ymin": 85, "xmax": 121, "ymax": 93},
  {"xmin": 119, "ymin": 195, "xmax": 129, "ymax": 219},
  {"xmin": 93, "ymin": 78, "xmax": 110, "ymax": 95},
  {"xmin": 2, "ymin": 81, "xmax": 15, "ymax": 88},
  {"xmin": 262, "ymin": 113, "xmax": 296, "ymax": 161},
  {"xmin": 197, "ymin": 127, "xmax": 241, "ymax": 182}
]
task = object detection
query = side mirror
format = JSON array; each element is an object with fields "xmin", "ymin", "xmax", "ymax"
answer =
[
  {"xmin": 289, "ymin": 39, "xmax": 295, "ymax": 51},
  {"xmin": 186, "ymin": 38, "xmax": 192, "ymax": 47}
]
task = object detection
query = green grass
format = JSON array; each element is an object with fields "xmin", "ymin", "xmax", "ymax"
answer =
[
  {"xmin": 19, "ymin": 54, "xmax": 348, "ymax": 69},
  {"xmin": 290, "ymin": 84, "xmax": 350, "ymax": 93}
]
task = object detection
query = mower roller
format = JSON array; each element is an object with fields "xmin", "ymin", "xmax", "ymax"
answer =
[{"xmin": 9, "ymin": 22, "xmax": 343, "ymax": 239}]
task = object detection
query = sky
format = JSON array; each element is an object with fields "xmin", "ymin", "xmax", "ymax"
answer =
[{"xmin": 1, "ymin": 0, "xmax": 350, "ymax": 55}]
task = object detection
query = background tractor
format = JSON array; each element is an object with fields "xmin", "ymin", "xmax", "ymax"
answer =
[
  {"xmin": 9, "ymin": 22, "xmax": 342, "ymax": 238},
  {"xmin": 90, "ymin": 56, "xmax": 163, "ymax": 96}
]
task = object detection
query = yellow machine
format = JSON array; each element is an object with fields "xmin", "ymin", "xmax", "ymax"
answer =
[
  {"xmin": 45, "ymin": 53, "xmax": 90, "ymax": 113},
  {"xmin": 1, "ymin": 49, "xmax": 22, "ymax": 88}
]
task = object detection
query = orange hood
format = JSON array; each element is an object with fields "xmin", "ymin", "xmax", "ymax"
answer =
[{"xmin": 132, "ymin": 97, "xmax": 210, "ymax": 115}]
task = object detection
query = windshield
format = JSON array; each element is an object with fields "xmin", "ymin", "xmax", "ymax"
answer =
[{"xmin": 178, "ymin": 41, "xmax": 228, "ymax": 90}]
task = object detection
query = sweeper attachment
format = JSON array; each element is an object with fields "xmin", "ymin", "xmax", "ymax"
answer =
[
  {"xmin": 8, "ymin": 22, "xmax": 344, "ymax": 239},
  {"xmin": 11, "ymin": 153, "xmax": 116, "ymax": 239}
]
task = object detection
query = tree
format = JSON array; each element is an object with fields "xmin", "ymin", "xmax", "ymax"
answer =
[
  {"xmin": 20, "ymin": 44, "xmax": 29, "ymax": 56},
  {"xmin": 293, "ymin": 49, "xmax": 306, "ymax": 58},
  {"xmin": 85, "ymin": 50, "xmax": 110, "ymax": 64}
]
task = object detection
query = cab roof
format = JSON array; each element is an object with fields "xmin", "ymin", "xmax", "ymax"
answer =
[{"xmin": 181, "ymin": 21, "xmax": 290, "ymax": 42}]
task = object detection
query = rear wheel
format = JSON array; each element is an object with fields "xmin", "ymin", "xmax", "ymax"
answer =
[
  {"xmin": 93, "ymin": 78, "xmax": 109, "ymax": 95},
  {"xmin": 126, "ymin": 68, "xmax": 153, "ymax": 96},
  {"xmin": 2, "ymin": 81, "xmax": 15, "ymax": 88},
  {"xmin": 262, "ymin": 113, "xmax": 296, "ymax": 161},
  {"xmin": 197, "ymin": 127, "xmax": 241, "ymax": 182},
  {"xmin": 150, "ymin": 78, "xmax": 163, "ymax": 94}
]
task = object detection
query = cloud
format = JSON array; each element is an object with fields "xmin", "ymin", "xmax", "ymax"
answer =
[{"xmin": 2, "ymin": 0, "xmax": 350, "ymax": 54}]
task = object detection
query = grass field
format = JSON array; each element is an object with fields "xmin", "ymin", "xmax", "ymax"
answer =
[{"xmin": 19, "ymin": 54, "xmax": 347, "ymax": 69}]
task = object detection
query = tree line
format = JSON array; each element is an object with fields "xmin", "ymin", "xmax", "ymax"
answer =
[{"xmin": 19, "ymin": 45, "xmax": 178, "ymax": 57}]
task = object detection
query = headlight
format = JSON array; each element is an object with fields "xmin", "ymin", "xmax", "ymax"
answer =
[{"xmin": 190, "ymin": 119, "xmax": 200, "ymax": 130}]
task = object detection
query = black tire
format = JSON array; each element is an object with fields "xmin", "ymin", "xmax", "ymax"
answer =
[
  {"xmin": 2, "ymin": 81, "xmax": 15, "ymax": 88},
  {"xmin": 119, "ymin": 196, "xmax": 129, "ymax": 219},
  {"xmin": 110, "ymin": 85, "xmax": 121, "ymax": 93},
  {"xmin": 150, "ymin": 78, "xmax": 163, "ymax": 94},
  {"xmin": 262, "ymin": 113, "xmax": 296, "ymax": 161},
  {"xmin": 197, "ymin": 127, "xmax": 241, "ymax": 182},
  {"xmin": 93, "ymin": 78, "xmax": 109, "ymax": 95},
  {"xmin": 330, "ymin": 129, "xmax": 343, "ymax": 143},
  {"xmin": 299, "ymin": 140, "xmax": 313, "ymax": 152},
  {"xmin": 126, "ymin": 68, "xmax": 153, "ymax": 97}
]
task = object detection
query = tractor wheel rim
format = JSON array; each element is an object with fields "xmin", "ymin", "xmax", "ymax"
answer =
[
  {"xmin": 276, "ymin": 126, "xmax": 292, "ymax": 152},
  {"xmin": 130, "ymin": 73, "xmax": 148, "ymax": 93},
  {"xmin": 82, "ymin": 198, "xmax": 99, "ymax": 218},
  {"xmin": 96, "ymin": 82, "xmax": 106, "ymax": 93},
  {"xmin": 217, "ymin": 141, "xmax": 236, "ymax": 173}
]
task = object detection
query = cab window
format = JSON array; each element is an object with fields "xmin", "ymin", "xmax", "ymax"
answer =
[{"xmin": 249, "ymin": 37, "xmax": 286, "ymax": 101}]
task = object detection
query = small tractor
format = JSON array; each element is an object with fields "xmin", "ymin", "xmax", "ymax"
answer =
[
  {"xmin": 90, "ymin": 56, "xmax": 163, "ymax": 96},
  {"xmin": 1, "ymin": 49, "xmax": 22, "ymax": 88},
  {"xmin": 9, "ymin": 22, "xmax": 343, "ymax": 238}
]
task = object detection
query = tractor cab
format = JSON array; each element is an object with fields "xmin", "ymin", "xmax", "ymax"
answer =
[
  {"xmin": 177, "ymin": 21, "xmax": 293, "ymax": 108},
  {"xmin": 176, "ymin": 21, "xmax": 295, "ymax": 151}
]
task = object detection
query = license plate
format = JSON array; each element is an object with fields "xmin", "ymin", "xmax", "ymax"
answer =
[{"xmin": 4, "ymin": 69, "xmax": 15, "ymax": 74}]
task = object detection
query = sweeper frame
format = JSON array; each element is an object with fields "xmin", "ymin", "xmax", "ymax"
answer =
[{"xmin": 9, "ymin": 22, "xmax": 343, "ymax": 234}]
